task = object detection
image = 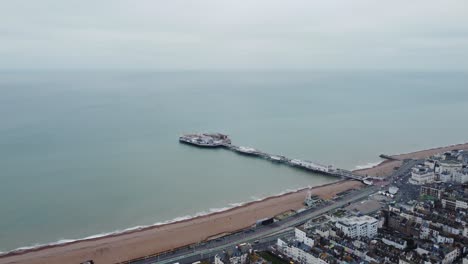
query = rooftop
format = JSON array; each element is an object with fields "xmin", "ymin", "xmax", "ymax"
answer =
[{"xmin": 337, "ymin": 215, "xmax": 378, "ymax": 227}]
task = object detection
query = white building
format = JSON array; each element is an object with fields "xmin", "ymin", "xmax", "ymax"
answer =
[
  {"xmin": 439, "ymin": 159, "xmax": 463, "ymax": 174},
  {"xmin": 295, "ymin": 227, "xmax": 314, "ymax": 247},
  {"xmin": 276, "ymin": 238, "xmax": 328, "ymax": 264},
  {"xmin": 453, "ymin": 168, "xmax": 468, "ymax": 183},
  {"xmin": 425, "ymin": 159, "xmax": 437, "ymax": 170},
  {"xmin": 381, "ymin": 235, "xmax": 407, "ymax": 250},
  {"xmin": 214, "ymin": 245, "xmax": 250, "ymax": 264},
  {"xmin": 335, "ymin": 215, "xmax": 378, "ymax": 238},
  {"xmin": 410, "ymin": 165, "xmax": 435, "ymax": 185},
  {"xmin": 314, "ymin": 226, "xmax": 330, "ymax": 238},
  {"xmin": 441, "ymin": 247, "xmax": 459, "ymax": 264},
  {"xmin": 229, "ymin": 254, "xmax": 248, "ymax": 264},
  {"xmin": 276, "ymin": 226, "xmax": 328, "ymax": 264},
  {"xmin": 214, "ymin": 254, "xmax": 225, "ymax": 264},
  {"xmin": 389, "ymin": 186, "xmax": 399, "ymax": 195},
  {"xmin": 441, "ymin": 197, "xmax": 468, "ymax": 210},
  {"xmin": 439, "ymin": 171, "xmax": 453, "ymax": 182}
]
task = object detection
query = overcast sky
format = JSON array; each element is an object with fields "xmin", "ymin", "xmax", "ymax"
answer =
[{"xmin": 1, "ymin": 0, "xmax": 468, "ymax": 70}]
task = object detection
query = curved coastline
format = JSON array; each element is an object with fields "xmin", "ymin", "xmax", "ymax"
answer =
[
  {"xmin": 354, "ymin": 142, "xmax": 468, "ymax": 177},
  {"xmin": 0, "ymin": 180, "xmax": 345, "ymax": 260},
  {"xmin": 2, "ymin": 142, "xmax": 468, "ymax": 264}
]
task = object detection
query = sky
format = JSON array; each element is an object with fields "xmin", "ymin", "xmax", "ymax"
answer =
[{"xmin": 1, "ymin": 0, "xmax": 468, "ymax": 71}]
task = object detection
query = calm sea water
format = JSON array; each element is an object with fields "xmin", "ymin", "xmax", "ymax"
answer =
[{"xmin": 0, "ymin": 71, "xmax": 467, "ymax": 251}]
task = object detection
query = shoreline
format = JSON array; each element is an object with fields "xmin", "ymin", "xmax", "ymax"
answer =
[
  {"xmin": 354, "ymin": 142, "xmax": 468, "ymax": 177},
  {"xmin": 0, "ymin": 180, "xmax": 352, "ymax": 262},
  {"xmin": 2, "ymin": 142, "xmax": 468, "ymax": 264}
]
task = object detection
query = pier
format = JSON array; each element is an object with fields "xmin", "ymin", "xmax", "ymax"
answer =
[
  {"xmin": 379, "ymin": 154, "xmax": 400, "ymax": 161},
  {"xmin": 179, "ymin": 133, "xmax": 368, "ymax": 182}
]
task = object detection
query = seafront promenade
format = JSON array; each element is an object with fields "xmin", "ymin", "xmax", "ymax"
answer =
[
  {"xmin": 127, "ymin": 156, "xmax": 421, "ymax": 264},
  {"xmin": 128, "ymin": 186, "xmax": 379, "ymax": 264}
]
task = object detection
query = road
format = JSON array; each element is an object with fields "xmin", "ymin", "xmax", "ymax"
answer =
[
  {"xmin": 128, "ymin": 159, "xmax": 419, "ymax": 264},
  {"xmin": 390, "ymin": 159, "xmax": 423, "ymax": 202},
  {"xmin": 130, "ymin": 186, "xmax": 378, "ymax": 264}
]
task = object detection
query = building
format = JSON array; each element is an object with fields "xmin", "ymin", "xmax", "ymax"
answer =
[
  {"xmin": 214, "ymin": 244, "xmax": 251, "ymax": 264},
  {"xmin": 410, "ymin": 165, "xmax": 436, "ymax": 185},
  {"xmin": 453, "ymin": 168, "xmax": 468, "ymax": 183},
  {"xmin": 277, "ymin": 238, "xmax": 329, "ymax": 264},
  {"xmin": 276, "ymin": 225, "xmax": 329, "ymax": 264},
  {"xmin": 439, "ymin": 159, "xmax": 464, "ymax": 174},
  {"xmin": 314, "ymin": 225, "xmax": 330, "ymax": 238},
  {"xmin": 381, "ymin": 234, "xmax": 407, "ymax": 250},
  {"xmin": 214, "ymin": 253, "xmax": 227, "ymax": 264},
  {"xmin": 441, "ymin": 197, "xmax": 468, "ymax": 210},
  {"xmin": 421, "ymin": 185, "xmax": 443, "ymax": 199},
  {"xmin": 304, "ymin": 193, "xmax": 322, "ymax": 208},
  {"xmin": 463, "ymin": 256, "xmax": 468, "ymax": 264},
  {"xmin": 335, "ymin": 215, "xmax": 378, "ymax": 238},
  {"xmin": 440, "ymin": 246, "xmax": 459, "ymax": 264},
  {"xmin": 295, "ymin": 227, "xmax": 314, "ymax": 247},
  {"xmin": 440, "ymin": 171, "xmax": 453, "ymax": 182},
  {"xmin": 389, "ymin": 186, "xmax": 399, "ymax": 195},
  {"xmin": 425, "ymin": 159, "xmax": 437, "ymax": 170}
]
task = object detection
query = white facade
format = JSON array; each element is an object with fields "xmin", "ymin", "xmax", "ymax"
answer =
[
  {"xmin": 230, "ymin": 254, "xmax": 247, "ymax": 264},
  {"xmin": 453, "ymin": 169, "xmax": 468, "ymax": 183},
  {"xmin": 442, "ymin": 248, "xmax": 459, "ymax": 264},
  {"xmin": 335, "ymin": 215, "xmax": 378, "ymax": 238},
  {"xmin": 389, "ymin": 186, "xmax": 399, "ymax": 195},
  {"xmin": 315, "ymin": 227, "xmax": 330, "ymax": 238},
  {"xmin": 415, "ymin": 246, "xmax": 430, "ymax": 256},
  {"xmin": 382, "ymin": 237, "xmax": 407, "ymax": 250},
  {"xmin": 295, "ymin": 228, "xmax": 314, "ymax": 247},
  {"xmin": 439, "ymin": 160, "xmax": 463, "ymax": 174},
  {"xmin": 214, "ymin": 255, "xmax": 225, "ymax": 264},
  {"xmin": 436, "ymin": 234, "xmax": 454, "ymax": 244},
  {"xmin": 424, "ymin": 160, "xmax": 437, "ymax": 170},
  {"xmin": 438, "ymin": 169, "xmax": 468, "ymax": 183},
  {"xmin": 439, "ymin": 172, "xmax": 452, "ymax": 182},
  {"xmin": 441, "ymin": 198, "xmax": 468, "ymax": 210},
  {"xmin": 410, "ymin": 165, "xmax": 435, "ymax": 185},
  {"xmin": 277, "ymin": 238, "xmax": 327, "ymax": 264}
]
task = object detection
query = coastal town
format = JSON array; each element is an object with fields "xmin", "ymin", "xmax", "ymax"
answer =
[
  {"xmin": 3, "ymin": 1, "xmax": 468, "ymax": 264},
  {"xmin": 1, "ymin": 143, "xmax": 468, "ymax": 264},
  {"xmin": 127, "ymin": 148, "xmax": 467, "ymax": 264}
]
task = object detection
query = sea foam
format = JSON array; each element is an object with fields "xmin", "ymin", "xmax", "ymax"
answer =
[
  {"xmin": 0, "ymin": 186, "xmax": 315, "ymax": 256},
  {"xmin": 354, "ymin": 161, "xmax": 382, "ymax": 170}
]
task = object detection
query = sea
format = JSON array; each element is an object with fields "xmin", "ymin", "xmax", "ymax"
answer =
[{"xmin": 0, "ymin": 70, "xmax": 467, "ymax": 252}]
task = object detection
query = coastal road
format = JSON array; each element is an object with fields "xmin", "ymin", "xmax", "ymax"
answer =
[
  {"xmin": 130, "ymin": 185, "xmax": 378, "ymax": 264},
  {"xmin": 130, "ymin": 160, "xmax": 418, "ymax": 264}
]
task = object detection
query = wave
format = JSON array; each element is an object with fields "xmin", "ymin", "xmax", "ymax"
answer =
[
  {"xmin": 354, "ymin": 161, "xmax": 383, "ymax": 170},
  {"xmin": 2, "ymin": 181, "xmax": 346, "ymax": 257},
  {"xmin": 0, "ymin": 185, "xmax": 318, "ymax": 257}
]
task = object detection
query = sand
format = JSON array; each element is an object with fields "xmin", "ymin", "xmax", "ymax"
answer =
[
  {"xmin": 354, "ymin": 142, "xmax": 468, "ymax": 177},
  {"xmin": 0, "ymin": 180, "xmax": 362, "ymax": 264},
  {"xmin": 2, "ymin": 142, "xmax": 467, "ymax": 264}
]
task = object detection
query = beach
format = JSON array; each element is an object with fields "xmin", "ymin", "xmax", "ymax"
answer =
[
  {"xmin": 0, "ymin": 180, "xmax": 362, "ymax": 264},
  {"xmin": 354, "ymin": 142, "xmax": 468, "ymax": 177},
  {"xmin": 1, "ymin": 142, "xmax": 468, "ymax": 264}
]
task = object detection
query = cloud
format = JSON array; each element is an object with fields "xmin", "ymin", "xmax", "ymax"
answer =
[{"xmin": 1, "ymin": 0, "xmax": 467, "ymax": 70}]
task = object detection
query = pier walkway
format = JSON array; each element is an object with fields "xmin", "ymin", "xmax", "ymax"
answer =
[{"xmin": 180, "ymin": 133, "xmax": 367, "ymax": 182}]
